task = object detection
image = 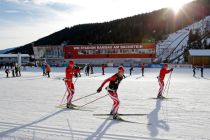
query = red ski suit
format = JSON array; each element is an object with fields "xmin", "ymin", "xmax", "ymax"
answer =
[
  {"xmin": 65, "ymin": 66, "xmax": 75, "ymax": 104},
  {"xmin": 158, "ymin": 67, "xmax": 171, "ymax": 96},
  {"xmin": 99, "ymin": 73, "xmax": 123, "ymax": 115}
]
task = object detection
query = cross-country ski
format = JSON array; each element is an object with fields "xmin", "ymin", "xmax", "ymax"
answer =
[
  {"xmin": 93, "ymin": 113, "xmax": 148, "ymax": 116},
  {"xmin": 96, "ymin": 116, "xmax": 151, "ymax": 125}
]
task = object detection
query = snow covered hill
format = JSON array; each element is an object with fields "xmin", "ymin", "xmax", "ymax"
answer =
[
  {"xmin": 0, "ymin": 67, "xmax": 210, "ymax": 140},
  {"xmin": 156, "ymin": 16, "xmax": 210, "ymax": 64}
]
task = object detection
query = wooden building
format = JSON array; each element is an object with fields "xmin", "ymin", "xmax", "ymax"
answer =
[{"xmin": 188, "ymin": 49, "xmax": 210, "ymax": 66}]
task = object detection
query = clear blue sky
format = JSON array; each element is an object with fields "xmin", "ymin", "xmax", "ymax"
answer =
[{"xmin": 0, "ymin": 0, "xmax": 193, "ymax": 50}]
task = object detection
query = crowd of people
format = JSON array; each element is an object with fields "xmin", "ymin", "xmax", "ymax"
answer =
[
  {"xmin": 193, "ymin": 66, "xmax": 205, "ymax": 77},
  {"xmin": 41, "ymin": 63, "xmax": 51, "ymax": 78},
  {"xmin": 129, "ymin": 63, "xmax": 145, "ymax": 76},
  {"xmin": 4, "ymin": 64, "xmax": 22, "ymax": 78}
]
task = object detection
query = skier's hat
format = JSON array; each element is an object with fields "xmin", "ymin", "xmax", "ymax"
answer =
[
  {"xmin": 118, "ymin": 66, "xmax": 125, "ymax": 72},
  {"xmin": 69, "ymin": 60, "xmax": 74, "ymax": 66},
  {"xmin": 164, "ymin": 63, "xmax": 168, "ymax": 67}
]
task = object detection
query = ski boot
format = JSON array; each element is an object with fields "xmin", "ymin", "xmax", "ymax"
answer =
[
  {"xmin": 66, "ymin": 103, "xmax": 77, "ymax": 108},
  {"xmin": 157, "ymin": 95, "xmax": 166, "ymax": 99},
  {"xmin": 113, "ymin": 113, "xmax": 122, "ymax": 120}
]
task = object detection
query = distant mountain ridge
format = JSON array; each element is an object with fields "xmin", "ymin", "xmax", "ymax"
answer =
[
  {"xmin": 0, "ymin": 47, "xmax": 16, "ymax": 54},
  {"xmin": 6, "ymin": 0, "xmax": 210, "ymax": 55}
]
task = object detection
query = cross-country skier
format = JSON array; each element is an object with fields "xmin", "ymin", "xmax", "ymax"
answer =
[
  {"xmin": 15, "ymin": 64, "xmax": 19, "ymax": 77},
  {"xmin": 65, "ymin": 61, "xmax": 76, "ymax": 108},
  {"xmin": 96, "ymin": 66, "xmax": 125, "ymax": 119},
  {"xmin": 12, "ymin": 65, "xmax": 15, "ymax": 77},
  {"xmin": 102, "ymin": 64, "xmax": 106, "ymax": 75},
  {"xmin": 45, "ymin": 64, "xmax": 51, "ymax": 78},
  {"xmin": 141, "ymin": 63, "xmax": 145, "ymax": 76},
  {"xmin": 41, "ymin": 64, "xmax": 46, "ymax": 76},
  {"xmin": 85, "ymin": 64, "xmax": 90, "ymax": 76},
  {"xmin": 129, "ymin": 65, "xmax": 134, "ymax": 76},
  {"xmin": 90, "ymin": 64, "xmax": 94, "ymax": 74},
  {"xmin": 193, "ymin": 66, "xmax": 196, "ymax": 77},
  {"xmin": 18, "ymin": 65, "xmax": 21, "ymax": 77},
  {"xmin": 74, "ymin": 65, "xmax": 81, "ymax": 77},
  {"xmin": 5, "ymin": 67, "xmax": 10, "ymax": 78},
  {"xmin": 157, "ymin": 64, "xmax": 173, "ymax": 98},
  {"xmin": 200, "ymin": 66, "xmax": 204, "ymax": 77}
]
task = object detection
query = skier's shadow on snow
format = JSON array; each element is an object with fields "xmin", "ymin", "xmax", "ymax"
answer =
[
  {"xmin": 19, "ymin": 77, "xmax": 45, "ymax": 81},
  {"xmin": 0, "ymin": 109, "xmax": 65, "ymax": 138},
  {"xmin": 85, "ymin": 117, "xmax": 119, "ymax": 140},
  {"xmin": 135, "ymin": 75, "xmax": 143, "ymax": 79},
  {"xmin": 147, "ymin": 100, "xmax": 170, "ymax": 137},
  {"xmin": 202, "ymin": 77, "xmax": 210, "ymax": 80},
  {"xmin": 88, "ymin": 74, "xmax": 104, "ymax": 78},
  {"xmin": 194, "ymin": 76, "xmax": 210, "ymax": 80},
  {"xmin": 194, "ymin": 76, "xmax": 201, "ymax": 79}
]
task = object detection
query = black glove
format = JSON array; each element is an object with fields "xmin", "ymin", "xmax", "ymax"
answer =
[
  {"xmin": 123, "ymin": 75, "xmax": 126, "ymax": 78},
  {"xmin": 97, "ymin": 87, "xmax": 102, "ymax": 93},
  {"xmin": 170, "ymin": 68, "xmax": 174, "ymax": 71}
]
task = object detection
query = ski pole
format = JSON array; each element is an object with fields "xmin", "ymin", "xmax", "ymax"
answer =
[
  {"xmin": 73, "ymin": 77, "xmax": 78, "ymax": 84},
  {"xmin": 60, "ymin": 80, "xmax": 73, "ymax": 105},
  {"xmin": 65, "ymin": 77, "xmax": 96, "ymax": 103},
  {"xmin": 72, "ymin": 92, "xmax": 97, "ymax": 102},
  {"xmin": 162, "ymin": 71, "xmax": 172, "ymax": 95},
  {"xmin": 59, "ymin": 81, "xmax": 69, "ymax": 105},
  {"xmin": 162, "ymin": 72, "xmax": 171, "ymax": 95},
  {"xmin": 60, "ymin": 79, "xmax": 96, "ymax": 105},
  {"xmin": 163, "ymin": 71, "xmax": 173, "ymax": 97},
  {"xmin": 59, "ymin": 92, "xmax": 98, "ymax": 107},
  {"xmin": 79, "ymin": 94, "xmax": 109, "ymax": 108},
  {"xmin": 60, "ymin": 89, "xmax": 67, "ymax": 105},
  {"xmin": 165, "ymin": 72, "xmax": 172, "ymax": 97}
]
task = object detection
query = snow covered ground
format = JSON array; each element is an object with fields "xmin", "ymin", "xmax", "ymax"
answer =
[{"xmin": 0, "ymin": 67, "xmax": 210, "ymax": 140}]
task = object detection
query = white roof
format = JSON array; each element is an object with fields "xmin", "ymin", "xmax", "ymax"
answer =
[
  {"xmin": 0, "ymin": 54, "xmax": 30, "ymax": 57},
  {"xmin": 189, "ymin": 49, "xmax": 210, "ymax": 56}
]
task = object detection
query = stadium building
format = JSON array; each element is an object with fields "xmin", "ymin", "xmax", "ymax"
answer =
[
  {"xmin": 188, "ymin": 49, "xmax": 210, "ymax": 66},
  {"xmin": 0, "ymin": 54, "xmax": 30, "ymax": 66},
  {"xmin": 33, "ymin": 45, "xmax": 65, "ymax": 66},
  {"xmin": 33, "ymin": 43, "xmax": 156, "ymax": 66}
]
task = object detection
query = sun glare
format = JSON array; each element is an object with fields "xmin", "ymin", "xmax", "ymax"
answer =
[
  {"xmin": 170, "ymin": 4, "xmax": 182, "ymax": 13},
  {"xmin": 166, "ymin": 0, "xmax": 192, "ymax": 14}
]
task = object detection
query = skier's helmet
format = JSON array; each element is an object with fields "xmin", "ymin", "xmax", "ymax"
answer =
[
  {"xmin": 118, "ymin": 66, "xmax": 125, "ymax": 72},
  {"xmin": 69, "ymin": 61, "xmax": 74, "ymax": 66},
  {"xmin": 164, "ymin": 64, "xmax": 168, "ymax": 68}
]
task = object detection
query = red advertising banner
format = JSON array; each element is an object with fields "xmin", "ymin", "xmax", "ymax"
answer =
[
  {"xmin": 72, "ymin": 44, "xmax": 155, "ymax": 50},
  {"xmin": 64, "ymin": 43, "xmax": 156, "ymax": 59}
]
